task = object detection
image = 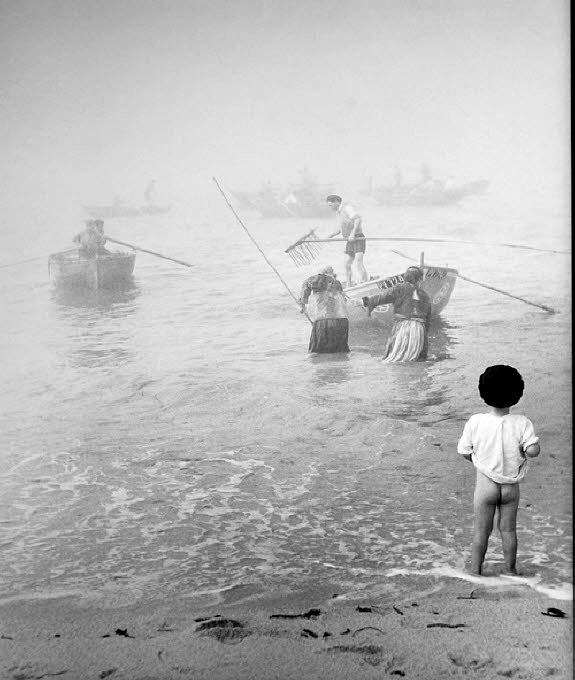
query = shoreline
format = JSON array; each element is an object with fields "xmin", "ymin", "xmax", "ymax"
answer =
[{"xmin": 1, "ymin": 576, "xmax": 571, "ymax": 680}]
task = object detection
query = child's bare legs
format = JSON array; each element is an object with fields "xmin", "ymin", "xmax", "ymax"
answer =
[
  {"xmin": 498, "ymin": 483, "xmax": 520, "ymax": 574},
  {"xmin": 470, "ymin": 472, "xmax": 499, "ymax": 574}
]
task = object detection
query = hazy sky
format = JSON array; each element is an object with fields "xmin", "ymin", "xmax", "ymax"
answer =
[{"xmin": 0, "ymin": 0, "xmax": 570, "ymax": 221}]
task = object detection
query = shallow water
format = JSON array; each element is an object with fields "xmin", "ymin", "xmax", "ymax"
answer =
[{"xmin": 0, "ymin": 194, "xmax": 571, "ymax": 606}]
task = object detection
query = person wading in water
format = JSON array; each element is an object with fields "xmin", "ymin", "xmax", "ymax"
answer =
[
  {"xmin": 362, "ymin": 266, "xmax": 431, "ymax": 361},
  {"xmin": 299, "ymin": 265, "xmax": 349, "ymax": 353}
]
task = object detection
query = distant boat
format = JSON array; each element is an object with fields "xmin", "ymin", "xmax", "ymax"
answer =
[
  {"xmin": 48, "ymin": 250, "xmax": 136, "ymax": 290},
  {"xmin": 140, "ymin": 180, "xmax": 171, "ymax": 215},
  {"xmin": 233, "ymin": 171, "xmax": 333, "ymax": 219},
  {"xmin": 84, "ymin": 182, "xmax": 171, "ymax": 219},
  {"xmin": 139, "ymin": 204, "xmax": 171, "ymax": 216},
  {"xmin": 84, "ymin": 204, "xmax": 141, "ymax": 219},
  {"xmin": 364, "ymin": 167, "xmax": 489, "ymax": 207}
]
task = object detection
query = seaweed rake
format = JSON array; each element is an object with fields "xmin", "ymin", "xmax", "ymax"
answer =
[
  {"xmin": 285, "ymin": 229, "xmax": 323, "ymax": 266},
  {"xmin": 285, "ymin": 233, "xmax": 569, "ymax": 268}
]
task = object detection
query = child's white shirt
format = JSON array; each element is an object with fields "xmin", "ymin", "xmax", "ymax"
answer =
[{"xmin": 457, "ymin": 412, "xmax": 539, "ymax": 484}]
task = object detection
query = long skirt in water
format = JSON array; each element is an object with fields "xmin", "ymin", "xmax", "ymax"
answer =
[
  {"xmin": 383, "ymin": 318, "xmax": 427, "ymax": 362},
  {"xmin": 309, "ymin": 318, "xmax": 350, "ymax": 353}
]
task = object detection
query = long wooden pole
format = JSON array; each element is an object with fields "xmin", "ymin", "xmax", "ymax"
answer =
[
  {"xmin": 456, "ymin": 273, "xmax": 556, "ymax": 314},
  {"xmin": 106, "ymin": 237, "xmax": 195, "ymax": 268},
  {"xmin": 389, "ymin": 248, "xmax": 556, "ymax": 314},
  {"xmin": 295, "ymin": 236, "xmax": 568, "ymax": 255},
  {"xmin": 213, "ymin": 177, "xmax": 312, "ymax": 325}
]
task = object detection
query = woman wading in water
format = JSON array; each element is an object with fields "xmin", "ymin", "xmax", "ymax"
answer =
[
  {"xmin": 299, "ymin": 266, "xmax": 349, "ymax": 353},
  {"xmin": 362, "ymin": 266, "xmax": 431, "ymax": 362}
]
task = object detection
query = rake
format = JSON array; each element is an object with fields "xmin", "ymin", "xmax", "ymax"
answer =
[
  {"xmin": 284, "ymin": 229, "xmax": 323, "ymax": 266},
  {"xmin": 284, "ymin": 233, "xmax": 569, "ymax": 268}
]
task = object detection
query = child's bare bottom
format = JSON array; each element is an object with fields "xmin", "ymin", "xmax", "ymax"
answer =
[{"xmin": 471, "ymin": 471, "xmax": 520, "ymax": 575}]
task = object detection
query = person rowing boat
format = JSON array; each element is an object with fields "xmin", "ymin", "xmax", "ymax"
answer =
[{"xmin": 73, "ymin": 219, "xmax": 109, "ymax": 258}]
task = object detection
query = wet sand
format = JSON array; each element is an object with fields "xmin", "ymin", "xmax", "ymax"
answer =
[{"xmin": 1, "ymin": 579, "xmax": 571, "ymax": 680}]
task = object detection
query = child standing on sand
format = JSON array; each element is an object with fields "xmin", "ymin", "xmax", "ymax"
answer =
[{"xmin": 458, "ymin": 365, "xmax": 540, "ymax": 575}]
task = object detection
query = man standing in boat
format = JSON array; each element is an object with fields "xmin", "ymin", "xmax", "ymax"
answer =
[
  {"xmin": 299, "ymin": 265, "xmax": 349, "ymax": 353},
  {"xmin": 73, "ymin": 219, "xmax": 109, "ymax": 258},
  {"xmin": 326, "ymin": 194, "xmax": 368, "ymax": 288},
  {"xmin": 362, "ymin": 266, "xmax": 431, "ymax": 362}
]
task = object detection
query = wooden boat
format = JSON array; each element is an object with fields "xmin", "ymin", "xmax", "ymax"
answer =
[
  {"xmin": 48, "ymin": 249, "xmax": 136, "ymax": 290},
  {"xmin": 233, "ymin": 171, "xmax": 334, "ymax": 219},
  {"xmin": 139, "ymin": 204, "xmax": 171, "ymax": 216},
  {"xmin": 344, "ymin": 263, "xmax": 458, "ymax": 320},
  {"xmin": 84, "ymin": 204, "xmax": 141, "ymax": 219},
  {"xmin": 370, "ymin": 182, "xmax": 489, "ymax": 207},
  {"xmin": 363, "ymin": 167, "xmax": 489, "ymax": 207}
]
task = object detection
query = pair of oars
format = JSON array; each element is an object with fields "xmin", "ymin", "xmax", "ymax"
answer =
[{"xmin": 0, "ymin": 238, "xmax": 196, "ymax": 270}]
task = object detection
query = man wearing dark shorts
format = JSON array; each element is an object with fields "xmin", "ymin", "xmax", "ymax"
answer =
[{"xmin": 326, "ymin": 195, "xmax": 368, "ymax": 287}]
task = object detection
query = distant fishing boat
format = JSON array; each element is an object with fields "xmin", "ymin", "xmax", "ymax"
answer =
[
  {"xmin": 343, "ymin": 262, "xmax": 458, "ymax": 321},
  {"xmin": 139, "ymin": 204, "xmax": 171, "ymax": 215},
  {"xmin": 140, "ymin": 180, "xmax": 171, "ymax": 215},
  {"xmin": 233, "ymin": 170, "xmax": 334, "ymax": 219},
  {"xmin": 364, "ymin": 166, "xmax": 489, "ymax": 207},
  {"xmin": 84, "ymin": 182, "xmax": 171, "ymax": 219},
  {"xmin": 83, "ymin": 204, "xmax": 141, "ymax": 219},
  {"xmin": 48, "ymin": 250, "xmax": 136, "ymax": 290},
  {"xmin": 370, "ymin": 182, "xmax": 488, "ymax": 207}
]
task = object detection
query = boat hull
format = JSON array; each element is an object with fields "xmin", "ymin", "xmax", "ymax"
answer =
[
  {"xmin": 344, "ymin": 265, "xmax": 458, "ymax": 321},
  {"xmin": 84, "ymin": 205, "xmax": 141, "ymax": 219},
  {"xmin": 48, "ymin": 251, "xmax": 136, "ymax": 290},
  {"xmin": 139, "ymin": 205, "xmax": 171, "ymax": 215},
  {"xmin": 372, "ymin": 180, "xmax": 489, "ymax": 207}
]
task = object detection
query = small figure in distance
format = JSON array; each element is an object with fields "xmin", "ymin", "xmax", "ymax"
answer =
[
  {"xmin": 326, "ymin": 194, "xmax": 368, "ymax": 288},
  {"xmin": 362, "ymin": 266, "xmax": 431, "ymax": 362},
  {"xmin": 458, "ymin": 365, "xmax": 540, "ymax": 576},
  {"xmin": 299, "ymin": 265, "xmax": 349, "ymax": 354}
]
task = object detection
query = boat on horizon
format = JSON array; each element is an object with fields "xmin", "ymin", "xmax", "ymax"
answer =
[
  {"xmin": 85, "ymin": 182, "xmax": 171, "ymax": 219},
  {"xmin": 138, "ymin": 204, "xmax": 171, "ymax": 215},
  {"xmin": 83, "ymin": 203, "xmax": 142, "ymax": 219},
  {"xmin": 364, "ymin": 166, "xmax": 489, "ymax": 207},
  {"xmin": 48, "ymin": 249, "xmax": 136, "ymax": 290},
  {"xmin": 233, "ymin": 171, "xmax": 334, "ymax": 219}
]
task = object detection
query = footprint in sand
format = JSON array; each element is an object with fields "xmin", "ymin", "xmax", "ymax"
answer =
[
  {"xmin": 323, "ymin": 645, "xmax": 398, "ymax": 670},
  {"xmin": 448, "ymin": 646, "xmax": 493, "ymax": 670}
]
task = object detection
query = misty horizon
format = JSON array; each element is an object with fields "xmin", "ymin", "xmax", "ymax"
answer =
[{"xmin": 1, "ymin": 0, "xmax": 570, "ymax": 233}]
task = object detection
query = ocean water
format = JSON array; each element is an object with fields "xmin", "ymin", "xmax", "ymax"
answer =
[{"xmin": 0, "ymin": 192, "xmax": 571, "ymax": 607}]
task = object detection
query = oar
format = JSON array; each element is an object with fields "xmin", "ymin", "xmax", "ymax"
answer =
[
  {"xmin": 0, "ymin": 253, "xmax": 58, "ymax": 268},
  {"xmin": 106, "ymin": 237, "xmax": 194, "ymax": 268},
  {"xmin": 456, "ymin": 273, "xmax": 557, "ymax": 314},
  {"xmin": 212, "ymin": 177, "xmax": 313, "ymax": 325},
  {"xmin": 389, "ymin": 248, "xmax": 557, "ymax": 314}
]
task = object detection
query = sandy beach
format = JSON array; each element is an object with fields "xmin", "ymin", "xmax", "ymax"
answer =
[{"xmin": 1, "ymin": 576, "xmax": 571, "ymax": 680}]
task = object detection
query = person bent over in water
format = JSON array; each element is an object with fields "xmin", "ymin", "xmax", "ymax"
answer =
[
  {"xmin": 457, "ymin": 365, "xmax": 540, "ymax": 575},
  {"xmin": 299, "ymin": 266, "xmax": 349, "ymax": 353},
  {"xmin": 362, "ymin": 266, "xmax": 431, "ymax": 361}
]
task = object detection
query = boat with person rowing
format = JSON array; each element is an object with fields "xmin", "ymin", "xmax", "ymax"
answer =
[
  {"xmin": 343, "ymin": 259, "xmax": 458, "ymax": 322},
  {"xmin": 48, "ymin": 249, "xmax": 136, "ymax": 290}
]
